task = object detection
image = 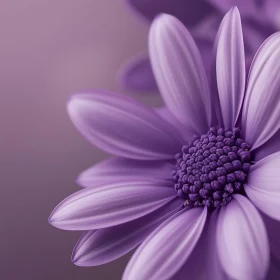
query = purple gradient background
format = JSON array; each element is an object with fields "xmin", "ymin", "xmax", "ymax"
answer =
[{"xmin": 0, "ymin": 0, "xmax": 159, "ymax": 279}]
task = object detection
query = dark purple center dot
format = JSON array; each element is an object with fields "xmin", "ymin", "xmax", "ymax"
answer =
[{"xmin": 172, "ymin": 127, "xmax": 252, "ymax": 208}]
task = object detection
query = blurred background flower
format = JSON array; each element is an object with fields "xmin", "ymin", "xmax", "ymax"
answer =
[{"xmin": 120, "ymin": 0, "xmax": 280, "ymax": 93}]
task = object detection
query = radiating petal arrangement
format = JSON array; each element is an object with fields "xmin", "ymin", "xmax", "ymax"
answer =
[{"xmin": 50, "ymin": 5, "xmax": 280, "ymax": 280}]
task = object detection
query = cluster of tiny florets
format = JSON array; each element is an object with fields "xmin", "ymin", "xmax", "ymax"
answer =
[{"xmin": 172, "ymin": 127, "xmax": 252, "ymax": 208}]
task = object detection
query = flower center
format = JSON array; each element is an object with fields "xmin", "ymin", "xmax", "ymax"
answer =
[{"xmin": 172, "ymin": 127, "xmax": 252, "ymax": 208}]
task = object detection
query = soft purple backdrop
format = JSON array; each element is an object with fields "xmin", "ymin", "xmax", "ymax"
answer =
[{"xmin": 0, "ymin": 1, "xmax": 158, "ymax": 279}]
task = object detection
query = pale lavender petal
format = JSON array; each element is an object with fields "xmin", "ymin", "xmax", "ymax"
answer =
[
  {"xmin": 254, "ymin": 130, "xmax": 280, "ymax": 161},
  {"xmin": 123, "ymin": 207, "xmax": 207, "ymax": 280},
  {"xmin": 262, "ymin": 214, "xmax": 280, "ymax": 261},
  {"xmin": 49, "ymin": 180, "xmax": 176, "ymax": 230},
  {"xmin": 242, "ymin": 33, "xmax": 280, "ymax": 150},
  {"xmin": 155, "ymin": 107, "xmax": 194, "ymax": 142},
  {"xmin": 207, "ymin": 0, "xmax": 258, "ymax": 17},
  {"xmin": 118, "ymin": 54, "xmax": 158, "ymax": 92},
  {"xmin": 72, "ymin": 199, "xmax": 181, "ymax": 266},
  {"xmin": 68, "ymin": 92, "xmax": 182, "ymax": 160},
  {"xmin": 173, "ymin": 209, "xmax": 228, "ymax": 280},
  {"xmin": 245, "ymin": 152, "xmax": 280, "ymax": 221},
  {"xmin": 126, "ymin": 0, "xmax": 215, "ymax": 26},
  {"xmin": 77, "ymin": 157, "xmax": 174, "ymax": 188},
  {"xmin": 149, "ymin": 14, "xmax": 212, "ymax": 135},
  {"xmin": 216, "ymin": 7, "xmax": 246, "ymax": 128},
  {"xmin": 217, "ymin": 195, "xmax": 269, "ymax": 280}
]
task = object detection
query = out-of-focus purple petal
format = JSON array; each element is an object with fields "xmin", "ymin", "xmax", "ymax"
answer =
[
  {"xmin": 118, "ymin": 54, "xmax": 158, "ymax": 92},
  {"xmin": 264, "ymin": 0, "xmax": 280, "ymax": 29},
  {"xmin": 242, "ymin": 33, "xmax": 280, "ymax": 150},
  {"xmin": 216, "ymin": 7, "xmax": 246, "ymax": 128},
  {"xmin": 72, "ymin": 199, "xmax": 181, "ymax": 266},
  {"xmin": 207, "ymin": 0, "xmax": 257, "ymax": 17},
  {"xmin": 155, "ymin": 107, "xmax": 194, "ymax": 142},
  {"xmin": 77, "ymin": 157, "xmax": 174, "ymax": 188},
  {"xmin": 254, "ymin": 130, "xmax": 280, "ymax": 161},
  {"xmin": 149, "ymin": 14, "xmax": 212, "ymax": 135},
  {"xmin": 67, "ymin": 92, "xmax": 182, "ymax": 160},
  {"xmin": 173, "ymin": 209, "xmax": 228, "ymax": 280},
  {"xmin": 126, "ymin": 0, "xmax": 216, "ymax": 26},
  {"xmin": 217, "ymin": 194, "xmax": 269, "ymax": 280},
  {"xmin": 245, "ymin": 152, "xmax": 280, "ymax": 221},
  {"xmin": 123, "ymin": 207, "xmax": 207, "ymax": 280},
  {"xmin": 49, "ymin": 180, "xmax": 176, "ymax": 230}
]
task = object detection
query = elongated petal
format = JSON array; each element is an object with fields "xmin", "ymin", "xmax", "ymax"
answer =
[
  {"xmin": 72, "ymin": 199, "xmax": 181, "ymax": 266},
  {"xmin": 49, "ymin": 181, "xmax": 176, "ymax": 230},
  {"xmin": 217, "ymin": 195, "xmax": 269, "ymax": 280},
  {"xmin": 149, "ymin": 14, "xmax": 212, "ymax": 134},
  {"xmin": 68, "ymin": 92, "xmax": 182, "ymax": 160},
  {"xmin": 254, "ymin": 129, "xmax": 280, "ymax": 161},
  {"xmin": 245, "ymin": 152, "xmax": 280, "ymax": 221},
  {"xmin": 216, "ymin": 7, "xmax": 245, "ymax": 128},
  {"xmin": 242, "ymin": 33, "xmax": 280, "ymax": 150},
  {"xmin": 123, "ymin": 207, "xmax": 207, "ymax": 280},
  {"xmin": 118, "ymin": 54, "xmax": 158, "ymax": 92},
  {"xmin": 174, "ymin": 209, "xmax": 228, "ymax": 280},
  {"xmin": 155, "ymin": 107, "xmax": 194, "ymax": 142},
  {"xmin": 77, "ymin": 157, "xmax": 174, "ymax": 188}
]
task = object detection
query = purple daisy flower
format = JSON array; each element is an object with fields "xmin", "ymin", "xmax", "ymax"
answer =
[
  {"xmin": 120, "ymin": 0, "xmax": 280, "ymax": 92},
  {"xmin": 49, "ymin": 7, "xmax": 280, "ymax": 280}
]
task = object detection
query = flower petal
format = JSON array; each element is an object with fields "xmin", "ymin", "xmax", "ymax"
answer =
[
  {"xmin": 72, "ymin": 199, "xmax": 181, "ymax": 266},
  {"xmin": 216, "ymin": 7, "xmax": 246, "ymax": 128},
  {"xmin": 123, "ymin": 207, "xmax": 207, "ymax": 280},
  {"xmin": 126, "ymin": 0, "xmax": 215, "ymax": 26},
  {"xmin": 242, "ymin": 33, "xmax": 280, "ymax": 150},
  {"xmin": 68, "ymin": 92, "xmax": 182, "ymax": 160},
  {"xmin": 149, "ymin": 14, "xmax": 212, "ymax": 134},
  {"xmin": 173, "ymin": 209, "xmax": 228, "ymax": 280},
  {"xmin": 77, "ymin": 157, "xmax": 174, "ymax": 188},
  {"xmin": 155, "ymin": 107, "xmax": 194, "ymax": 142},
  {"xmin": 245, "ymin": 152, "xmax": 280, "ymax": 221},
  {"xmin": 254, "ymin": 129, "xmax": 280, "ymax": 161},
  {"xmin": 217, "ymin": 195, "xmax": 269, "ymax": 280},
  {"xmin": 118, "ymin": 54, "xmax": 158, "ymax": 92},
  {"xmin": 49, "ymin": 180, "xmax": 176, "ymax": 230}
]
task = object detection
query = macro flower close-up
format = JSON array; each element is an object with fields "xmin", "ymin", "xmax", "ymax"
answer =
[
  {"xmin": 49, "ymin": 7, "xmax": 280, "ymax": 280},
  {"xmin": 121, "ymin": 0, "xmax": 280, "ymax": 93}
]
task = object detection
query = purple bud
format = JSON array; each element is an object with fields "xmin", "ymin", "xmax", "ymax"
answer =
[
  {"xmin": 182, "ymin": 184, "xmax": 190, "ymax": 193},
  {"xmin": 231, "ymin": 146, "xmax": 239, "ymax": 153},
  {"xmin": 234, "ymin": 182, "xmax": 242, "ymax": 191},
  {"xmin": 232, "ymin": 160, "xmax": 242, "ymax": 170},
  {"xmin": 203, "ymin": 183, "xmax": 212, "ymax": 191},
  {"xmin": 216, "ymin": 142, "xmax": 224, "ymax": 148},
  {"xmin": 225, "ymin": 131, "xmax": 233, "ymax": 138},
  {"xmin": 223, "ymin": 146, "xmax": 231, "ymax": 154},
  {"xmin": 177, "ymin": 189, "xmax": 183, "ymax": 198},
  {"xmin": 225, "ymin": 183, "xmax": 234, "ymax": 193},
  {"xmin": 190, "ymin": 185, "xmax": 199, "ymax": 193},
  {"xmin": 182, "ymin": 175, "xmax": 188, "ymax": 183},
  {"xmin": 200, "ymin": 174, "xmax": 210, "ymax": 183},
  {"xmin": 216, "ymin": 135, "xmax": 224, "ymax": 142},
  {"xmin": 209, "ymin": 127, "xmax": 217, "ymax": 135},
  {"xmin": 234, "ymin": 170, "xmax": 246, "ymax": 182},
  {"xmin": 224, "ymin": 138, "xmax": 234, "ymax": 146},
  {"xmin": 175, "ymin": 153, "xmax": 182, "ymax": 160},
  {"xmin": 220, "ymin": 155, "xmax": 230, "ymax": 164},
  {"xmin": 218, "ymin": 176, "xmax": 227, "ymax": 185},
  {"xmin": 227, "ymin": 173, "xmax": 236, "ymax": 183},
  {"xmin": 203, "ymin": 199, "xmax": 212, "ymax": 207},
  {"xmin": 228, "ymin": 152, "xmax": 238, "ymax": 161},
  {"xmin": 233, "ymin": 127, "xmax": 241, "ymax": 137},
  {"xmin": 203, "ymin": 150, "xmax": 211, "ymax": 158},
  {"xmin": 209, "ymin": 161, "xmax": 217, "ymax": 170},
  {"xmin": 207, "ymin": 142, "xmax": 215, "ymax": 149},
  {"xmin": 240, "ymin": 151, "xmax": 251, "ymax": 162},
  {"xmin": 209, "ymin": 135, "xmax": 216, "ymax": 142},
  {"xmin": 199, "ymin": 189, "xmax": 210, "ymax": 198},
  {"xmin": 189, "ymin": 193, "xmax": 200, "ymax": 201},
  {"xmin": 240, "ymin": 142, "xmax": 250, "ymax": 149},
  {"xmin": 224, "ymin": 162, "xmax": 234, "ymax": 172},
  {"xmin": 223, "ymin": 192, "xmax": 230, "ymax": 199},
  {"xmin": 213, "ymin": 191, "xmax": 223, "ymax": 200},
  {"xmin": 211, "ymin": 180, "xmax": 222, "ymax": 190},
  {"xmin": 242, "ymin": 163, "xmax": 251, "ymax": 173},
  {"xmin": 209, "ymin": 154, "xmax": 218, "ymax": 162},
  {"xmin": 216, "ymin": 167, "xmax": 227, "ymax": 176},
  {"xmin": 236, "ymin": 138, "xmax": 243, "ymax": 147},
  {"xmin": 182, "ymin": 145, "xmax": 189, "ymax": 153},
  {"xmin": 216, "ymin": 149, "xmax": 224, "ymax": 157},
  {"xmin": 214, "ymin": 200, "xmax": 221, "ymax": 208},
  {"xmin": 174, "ymin": 184, "xmax": 181, "ymax": 191},
  {"xmin": 209, "ymin": 171, "xmax": 217, "ymax": 181}
]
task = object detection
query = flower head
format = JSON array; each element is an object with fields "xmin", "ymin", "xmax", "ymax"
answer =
[{"xmin": 50, "ymin": 7, "xmax": 280, "ymax": 280}]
